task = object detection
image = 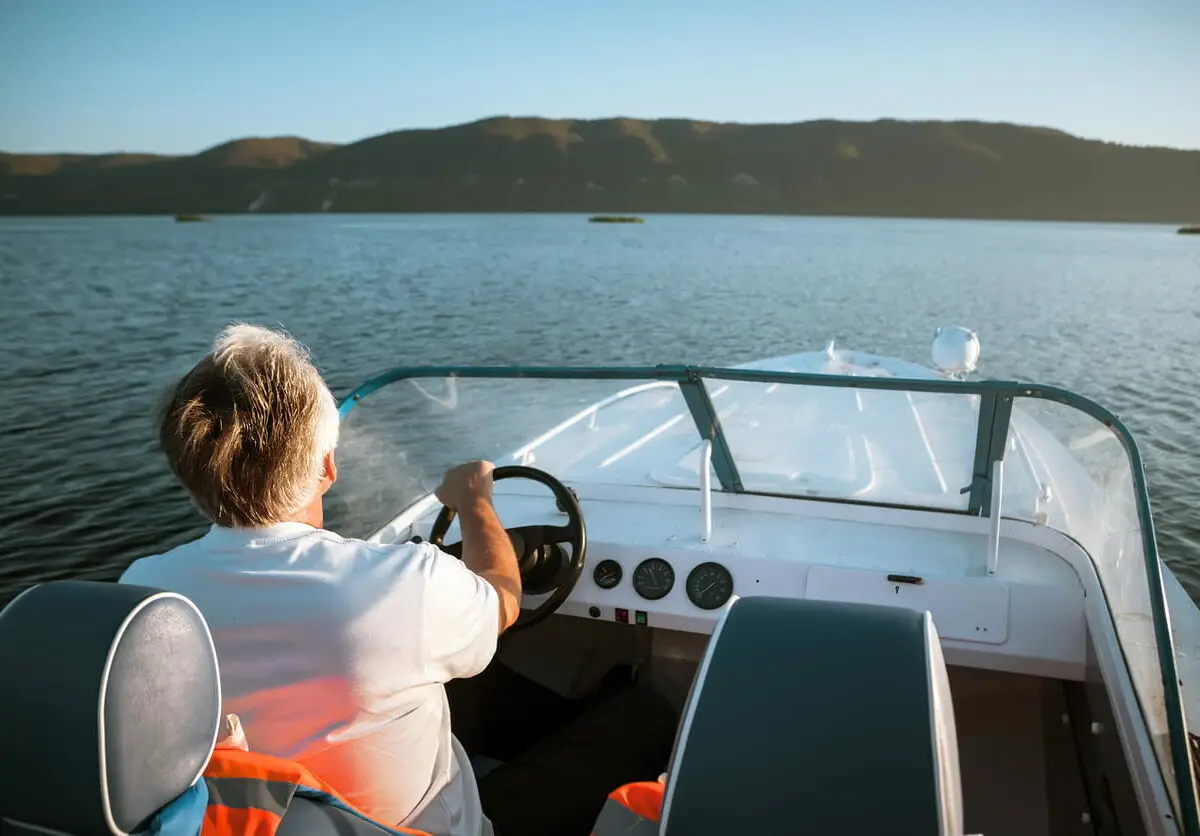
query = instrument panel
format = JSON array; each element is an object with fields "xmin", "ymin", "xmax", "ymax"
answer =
[{"xmin": 591, "ymin": 555, "xmax": 735, "ymax": 611}]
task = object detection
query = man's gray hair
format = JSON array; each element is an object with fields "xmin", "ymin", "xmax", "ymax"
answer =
[{"xmin": 158, "ymin": 323, "xmax": 340, "ymax": 527}]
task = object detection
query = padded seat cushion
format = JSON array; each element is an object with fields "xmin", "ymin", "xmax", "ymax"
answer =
[
  {"xmin": 660, "ymin": 596, "xmax": 962, "ymax": 836},
  {"xmin": 0, "ymin": 581, "xmax": 220, "ymax": 835}
]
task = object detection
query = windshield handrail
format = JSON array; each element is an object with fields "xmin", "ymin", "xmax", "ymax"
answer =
[
  {"xmin": 340, "ymin": 363, "xmax": 1025, "ymax": 403},
  {"xmin": 337, "ymin": 363, "xmax": 1198, "ymax": 826}
]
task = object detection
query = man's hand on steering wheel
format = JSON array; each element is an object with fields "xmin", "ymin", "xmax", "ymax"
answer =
[
  {"xmin": 435, "ymin": 460, "xmax": 496, "ymax": 510},
  {"xmin": 431, "ymin": 460, "xmax": 522, "ymax": 632},
  {"xmin": 429, "ymin": 464, "xmax": 587, "ymax": 632}
]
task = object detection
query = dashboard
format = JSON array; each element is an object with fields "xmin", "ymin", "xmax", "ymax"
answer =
[
  {"xmin": 592, "ymin": 557, "xmax": 734, "ymax": 611},
  {"xmin": 398, "ymin": 484, "xmax": 1091, "ymax": 678},
  {"xmin": 536, "ymin": 543, "xmax": 765, "ymax": 634},
  {"xmin": 548, "ymin": 538, "xmax": 1089, "ymax": 683}
]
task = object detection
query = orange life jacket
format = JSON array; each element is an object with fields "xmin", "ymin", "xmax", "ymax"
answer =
[
  {"xmin": 591, "ymin": 780, "xmax": 664, "ymax": 835},
  {"xmin": 201, "ymin": 746, "xmax": 432, "ymax": 836}
]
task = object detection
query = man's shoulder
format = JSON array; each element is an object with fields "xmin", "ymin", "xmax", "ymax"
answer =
[
  {"xmin": 119, "ymin": 538, "xmax": 202, "ymax": 585},
  {"xmin": 323, "ymin": 536, "xmax": 451, "ymax": 586},
  {"xmin": 119, "ymin": 553, "xmax": 164, "ymax": 586},
  {"xmin": 306, "ymin": 531, "xmax": 435, "ymax": 564},
  {"xmin": 262, "ymin": 531, "xmax": 450, "ymax": 596},
  {"xmin": 119, "ymin": 527, "xmax": 433, "ymax": 586}
]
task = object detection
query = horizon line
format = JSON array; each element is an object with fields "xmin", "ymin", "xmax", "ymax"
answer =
[{"xmin": 4, "ymin": 114, "xmax": 1198, "ymax": 158}]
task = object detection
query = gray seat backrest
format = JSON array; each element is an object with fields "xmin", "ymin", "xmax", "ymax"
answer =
[
  {"xmin": 0, "ymin": 580, "xmax": 222, "ymax": 835},
  {"xmin": 660, "ymin": 596, "xmax": 963, "ymax": 836}
]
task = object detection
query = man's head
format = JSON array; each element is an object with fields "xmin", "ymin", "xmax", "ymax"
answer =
[{"xmin": 159, "ymin": 323, "xmax": 340, "ymax": 528}]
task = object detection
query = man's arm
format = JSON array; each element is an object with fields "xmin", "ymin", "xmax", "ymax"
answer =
[
  {"xmin": 457, "ymin": 499, "xmax": 521, "ymax": 632},
  {"xmin": 437, "ymin": 461, "xmax": 522, "ymax": 633}
]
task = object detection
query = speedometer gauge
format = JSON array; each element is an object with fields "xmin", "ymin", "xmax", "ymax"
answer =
[
  {"xmin": 686, "ymin": 562, "xmax": 734, "ymax": 610},
  {"xmin": 632, "ymin": 558, "xmax": 675, "ymax": 601}
]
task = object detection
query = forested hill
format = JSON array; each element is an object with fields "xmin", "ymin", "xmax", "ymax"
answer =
[{"xmin": 2, "ymin": 118, "xmax": 1197, "ymax": 222}]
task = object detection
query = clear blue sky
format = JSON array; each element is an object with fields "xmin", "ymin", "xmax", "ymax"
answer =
[{"xmin": 2, "ymin": 0, "xmax": 1197, "ymax": 154}]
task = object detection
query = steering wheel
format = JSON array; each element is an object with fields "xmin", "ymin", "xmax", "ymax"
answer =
[{"xmin": 427, "ymin": 465, "xmax": 587, "ymax": 632}]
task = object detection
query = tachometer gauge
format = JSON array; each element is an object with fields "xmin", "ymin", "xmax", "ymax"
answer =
[
  {"xmin": 632, "ymin": 558, "xmax": 675, "ymax": 601},
  {"xmin": 592, "ymin": 559, "xmax": 623, "ymax": 590},
  {"xmin": 686, "ymin": 562, "xmax": 734, "ymax": 610}
]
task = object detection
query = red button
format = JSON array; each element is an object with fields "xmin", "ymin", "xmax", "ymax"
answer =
[{"xmin": 615, "ymin": 608, "xmax": 629, "ymax": 623}]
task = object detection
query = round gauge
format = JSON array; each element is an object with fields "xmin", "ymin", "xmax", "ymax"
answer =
[
  {"xmin": 592, "ymin": 559, "xmax": 623, "ymax": 590},
  {"xmin": 686, "ymin": 562, "xmax": 734, "ymax": 610},
  {"xmin": 632, "ymin": 558, "xmax": 675, "ymax": 601}
]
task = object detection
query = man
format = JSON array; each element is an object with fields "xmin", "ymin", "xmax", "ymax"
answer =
[{"xmin": 120, "ymin": 324, "xmax": 676, "ymax": 836}]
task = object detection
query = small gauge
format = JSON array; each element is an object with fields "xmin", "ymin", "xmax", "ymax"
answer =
[
  {"xmin": 593, "ymin": 559, "xmax": 623, "ymax": 590},
  {"xmin": 632, "ymin": 558, "xmax": 675, "ymax": 601},
  {"xmin": 686, "ymin": 562, "xmax": 734, "ymax": 610}
]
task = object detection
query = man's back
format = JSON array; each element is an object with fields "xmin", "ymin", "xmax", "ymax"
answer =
[{"xmin": 121, "ymin": 521, "xmax": 499, "ymax": 835}]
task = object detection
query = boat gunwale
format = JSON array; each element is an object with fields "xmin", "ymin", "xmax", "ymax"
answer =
[{"xmin": 336, "ymin": 362, "xmax": 1200, "ymax": 829}]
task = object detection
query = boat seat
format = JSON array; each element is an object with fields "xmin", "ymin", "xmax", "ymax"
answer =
[
  {"xmin": 661, "ymin": 596, "xmax": 964, "ymax": 836},
  {"xmin": 0, "ymin": 580, "xmax": 400, "ymax": 836}
]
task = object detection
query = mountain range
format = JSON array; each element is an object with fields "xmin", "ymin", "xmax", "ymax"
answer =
[{"xmin": 2, "ymin": 117, "xmax": 1197, "ymax": 222}]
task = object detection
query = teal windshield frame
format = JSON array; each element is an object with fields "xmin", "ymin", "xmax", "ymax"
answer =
[{"xmin": 338, "ymin": 363, "xmax": 1199, "ymax": 827}]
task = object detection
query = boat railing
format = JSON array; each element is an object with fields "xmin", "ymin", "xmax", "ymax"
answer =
[{"xmin": 337, "ymin": 364, "xmax": 1199, "ymax": 828}]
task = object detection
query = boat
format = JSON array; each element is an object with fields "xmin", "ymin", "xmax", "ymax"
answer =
[
  {"xmin": 174, "ymin": 213, "xmax": 207, "ymax": 222},
  {"xmin": 331, "ymin": 325, "xmax": 1200, "ymax": 834},
  {"xmin": 1178, "ymin": 226, "xmax": 1200, "ymax": 235},
  {"xmin": 589, "ymin": 215, "xmax": 644, "ymax": 223},
  {"xmin": 1, "ymin": 326, "xmax": 1198, "ymax": 834}
]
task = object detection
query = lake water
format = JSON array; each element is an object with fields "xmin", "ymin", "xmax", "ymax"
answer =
[{"xmin": 1, "ymin": 213, "xmax": 1197, "ymax": 607}]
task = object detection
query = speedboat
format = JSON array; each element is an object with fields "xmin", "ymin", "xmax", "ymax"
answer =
[
  {"xmin": 327, "ymin": 326, "xmax": 1199, "ymax": 835},
  {"xmin": 1, "ymin": 327, "xmax": 1197, "ymax": 835}
]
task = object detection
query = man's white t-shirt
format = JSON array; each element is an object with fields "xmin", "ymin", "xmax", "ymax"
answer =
[{"xmin": 119, "ymin": 522, "xmax": 499, "ymax": 836}]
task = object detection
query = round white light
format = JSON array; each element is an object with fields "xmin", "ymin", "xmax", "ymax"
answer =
[{"xmin": 931, "ymin": 326, "xmax": 980, "ymax": 376}]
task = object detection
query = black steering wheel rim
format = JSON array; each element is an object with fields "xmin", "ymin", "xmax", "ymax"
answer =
[{"xmin": 427, "ymin": 465, "xmax": 587, "ymax": 632}]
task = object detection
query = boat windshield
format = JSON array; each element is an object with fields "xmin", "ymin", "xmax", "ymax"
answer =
[
  {"xmin": 1000, "ymin": 397, "xmax": 1192, "ymax": 817},
  {"xmin": 328, "ymin": 365, "xmax": 1196, "ymax": 823}
]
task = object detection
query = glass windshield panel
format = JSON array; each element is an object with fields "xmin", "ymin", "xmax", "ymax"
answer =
[
  {"xmin": 326, "ymin": 376, "xmax": 700, "ymax": 538},
  {"xmin": 705, "ymin": 377, "xmax": 979, "ymax": 510},
  {"xmin": 1003, "ymin": 396, "xmax": 1178, "ymax": 808}
]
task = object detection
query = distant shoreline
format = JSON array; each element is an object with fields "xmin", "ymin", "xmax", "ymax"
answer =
[{"xmin": 0, "ymin": 209, "xmax": 1190, "ymax": 227}]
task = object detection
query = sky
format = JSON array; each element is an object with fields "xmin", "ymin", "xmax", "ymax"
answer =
[{"xmin": 1, "ymin": 0, "xmax": 1197, "ymax": 155}]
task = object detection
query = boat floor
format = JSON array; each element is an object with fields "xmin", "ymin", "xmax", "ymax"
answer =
[
  {"xmin": 649, "ymin": 651, "xmax": 1081, "ymax": 834},
  {"xmin": 501, "ymin": 618, "xmax": 1143, "ymax": 834},
  {"xmin": 950, "ymin": 666, "xmax": 1087, "ymax": 836}
]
